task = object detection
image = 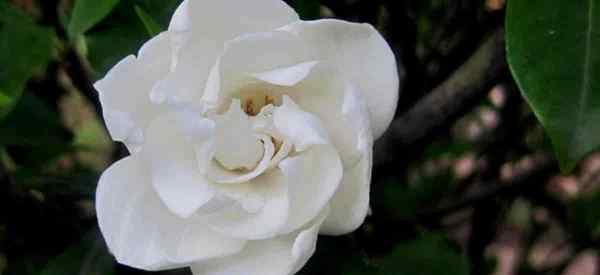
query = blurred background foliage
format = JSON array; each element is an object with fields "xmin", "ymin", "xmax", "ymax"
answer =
[{"xmin": 0, "ymin": 0, "xmax": 599, "ymax": 275}]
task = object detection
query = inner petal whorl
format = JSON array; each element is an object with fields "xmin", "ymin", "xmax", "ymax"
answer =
[
  {"xmin": 214, "ymin": 99, "xmax": 264, "ymax": 171},
  {"xmin": 238, "ymin": 85, "xmax": 283, "ymax": 116}
]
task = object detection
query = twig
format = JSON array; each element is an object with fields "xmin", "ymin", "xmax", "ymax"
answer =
[
  {"xmin": 374, "ymin": 28, "xmax": 507, "ymax": 166},
  {"xmin": 63, "ymin": 49, "xmax": 103, "ymax": 122}
]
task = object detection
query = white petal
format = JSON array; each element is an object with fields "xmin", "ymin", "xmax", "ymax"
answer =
[
  {"xmin": 191, "ymin": 208, "xmax": 329, "ymax": 275},
  {"xmin": 142, "ymin": 112, "xmax": 216, "ymax": 218},
  {"xmin": 205, "ymin": 170, "xmax": 290, "ymax": 240},
  {"xmin": 273, "ymin": 96, "xmax": 329, "ymax": 152},
  {"xmin": 289, "ymin": 64, "xmax": 372, "ymax": 168},
  {"xmin": 251, "ymin": 61, "xmax": 319, "ymax": 86},
  {"xmin": 168, "ymin": 0, "xmax": 300, "ymax": 106},
  {"xmin": 158, "ymin": 38, "xmax": 221, "ymax": 106},
  {"xmin": 213, "ymin": 100, "xmax": 264, "ymax": 171},
  {"xmin": 207, "ymin": 134, "xmax": 275, "ymax": 184},
  {"xmin": 320, "ymin": 148, "xmax": 372, "ymax": 235},
  {"xmin": 202, "ymin": 31, "xmax": 311, "ymax": 108},
  {"xmin": 168, "ymin": 0, "xmax": 190, "ymax": 32},
  {"xmin": 278, "ymin": 145, "xmax": 343, "ymax": 233},
  {"xmin": 95, "ymin": 32, "xmax": 173, "ymax": 150},
  {"xmin": 189, "ymin": 0, "xmax": 299, "ymax": 43},
  {"xmin": 96, "ymin": 155, "xmax": 245, "ymax": 271},
  {"xmin": 283, "ymin": 19, "xmax": 400, "ymax": 139}
]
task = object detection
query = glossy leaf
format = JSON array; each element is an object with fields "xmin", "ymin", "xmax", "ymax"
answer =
[
  {"xmin": 507, "ymin": 0, "xmax": 600, "ymax": 172},
  {"xmin": 135, "ymin": 5, "xmax": 162, "ymax": 37},
  {"xmin": 0, "ymin": 2, "xmax": 55, "ymax": 120},
  {"xmin": 68, "ymin": 0, "xmax": 121, "ymax": 38}
]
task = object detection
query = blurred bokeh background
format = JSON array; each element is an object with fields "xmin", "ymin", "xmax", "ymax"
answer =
[{"xmin": 0, "ymin": 0, "xmax": 598, "ymax": 274}]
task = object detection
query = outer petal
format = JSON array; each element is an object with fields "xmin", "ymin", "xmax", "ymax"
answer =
[
  {"xmin": 191, "ymin": 208, "xmax": 329, "ymax": 275},
  {"xmin": 278, "ymin": 145, "xmax": 343, "ymax": 234},
  {"xmin": 320, "ymin": 148, "xmax": 372, "ymax": 235},
  {"xmin": 96, "ymin": 155, "xmax": 245, "ymax": 271},
  {"xmin": 290, "ymin": 64, "xmax": 372, "ymax": 169},
  {"xmin": 205, "ymin": 170, "xmax": 290, "ymax": 240},
  {"xmin": 283, "ymin": 19, "xmax": 400, "ymax": 139},
  {"xmin": 168, "ymin": 0, "xmax": 190, "ymax": 32},
  {"xmin": 142, "ymin": 111, "xmax": 216, "ymax": 218},
  {"xmin": 163, "ymin": 0, "xmax": 300, "ymax": 106},
  {"xmin": 95, "ymin": 32, "xmax": 172, "ymax": 151},
  {"xmin": 188, "ymin": 0, "xmax": 299, "ymax": 43}
]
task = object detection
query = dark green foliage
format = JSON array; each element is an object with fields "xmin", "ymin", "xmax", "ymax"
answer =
[
  {"xmin": 568, "ymin": 191, "xmax": 600, "ymax": 245},
  {"xmin": 85, "ymin": 0, "xmax": 182, "ymax": 76},
  {"xmin": 0, "ymin": 2, "xmax": 55, "ymax": 120},
  {"xmin": 507, "ymin": 0, "xmax": 600, "ymax": 172},
  {"xmin": 376, "ymin": 233, "xmax": 470, "ymax": 275},
  {"xmin": 39, "ymin": 230, "xmax": 115, "ymax": 275},
  {"xmin": 135, "ymin": 5, "xmax": 163, "ymax": 37},
  {"xmin": 68, "ymin": 0, "xmax": 121, "ymax": 38},
  {"xmin": 0, "ymin": 94, "xmax": 73, "ymax": 167}
]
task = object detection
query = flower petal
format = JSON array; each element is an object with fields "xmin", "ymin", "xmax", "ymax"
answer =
[
  {"xmin": 206, "ymin": 134, "xmax": 275, "ymax": 184},
  {"xmin": 273, "ymin": 96, "xmax": 329, "ymax": 152},
  {"xmin": 95, "ymin": 32, "xmax": 173, "ymax": 151},
  {"xmin": 202, "ymin": 31, "xmax": 311, "ymax": 108},
  {"xmin": 188, "ymin": 0, "xmax": 298, "ymax": 43},
  {"xmin": 320, "ymin": 147, "xmax": 372, "ymax": 235},
  {"xmin": 168, "ymin": 0, "xmax": 190, "ymax": 32},
  {"xmin": 96, "ymin": 155, "xmax": 245, "ymax": 271},
  {"xmin": 191, "ymin": 208, "xmax": 329, "ymax": 275},
  {"xmin": 289, "ymin": 65, "xmax": 373, "ymax": 168},
  {"xmin": 142, "ymin": 112, "xmax": 216, "ymax": 218},
  {"xmin": 278, "ymin": 145, "xmax": 343, "ymax": 233},
  {"xmin": 205, "ymin": 170, "xmax": 290, "ymax": 240},
  {"xmin": 213, "ymin": 100, "xmax": 264, "ymax": 171},
  {"xmin": 250, "ymin": 61, "xmax": 319, "ymax": 87},
  {"xmin": 283, "ymin": 19, "xmax": 400, "ymax": 139}
]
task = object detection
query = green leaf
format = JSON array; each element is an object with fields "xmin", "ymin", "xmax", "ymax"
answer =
[
  {"xmin": 0, "ymin": 94, "xmax": 73, "ymax": 167},
  {"xmin": 0, "ymin": 2, "xmax": 55, "ymax": 120},
  {"xmin": 86, "ymin": 0, "xmax": 181, "ymax": 76},
  {"xmin": 568, "ymin": 191, "xmax": 600, "ymax": 244},
  {"xmin": 376, "ymin": 171, "xmax": 455, "ymax": 219},
  {"xmin": 288, "ymin": 0, "xmax": 321, "ymax": 20},
  {"xmin": 135, "ymin": 5, "xmax": 163, "ymax": 37},
  {"xmin": 506, "ymin": 0, "xmax": 600, "ymax": 172},
  {"xmin": 377, "ymin": 233, "xmax": 470, "ymax": 275},
  {"xmin": 40, "ymin": 230, "xmax": 115, "ymax": 275},
  {"xmin": 68, "ymin": 0, "xmax": 121, "ymax": 38}
]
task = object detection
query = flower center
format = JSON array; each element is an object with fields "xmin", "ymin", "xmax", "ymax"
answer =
[{"xmin": 238, "ymin": 85, "xmax": 283, "ymax": 116}]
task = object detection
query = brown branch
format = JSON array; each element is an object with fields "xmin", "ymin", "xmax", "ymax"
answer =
[{"xmin": 374, "ymin": 28, "xmax": 507, "ymax": 166}]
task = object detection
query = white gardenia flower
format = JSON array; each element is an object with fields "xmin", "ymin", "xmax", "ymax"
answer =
[{"xmin": 94, "ymin": 0, "xmax": 399, "ymax": 274}]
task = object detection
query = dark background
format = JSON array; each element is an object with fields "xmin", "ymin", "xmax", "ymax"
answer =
[{"xmin": 0, "ymin": 0, "xmax": 598, "ymax": 274}]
